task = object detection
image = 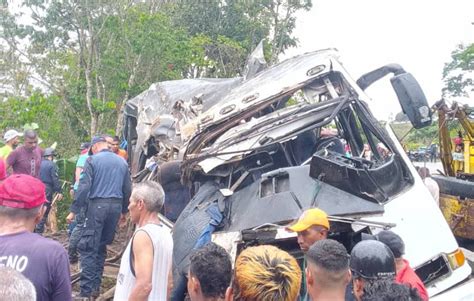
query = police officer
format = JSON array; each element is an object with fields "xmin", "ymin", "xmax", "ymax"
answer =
[
  {"xmin": 350, "ymin": 240, "xmax": 396, "ymax": 301},
  {"xmin": 35, "ymin": 148, "xmax": 63, "ymax": 234},
  {"xmin": 67, "ymin": 136, "xmax": 132, "ymax": 298}
]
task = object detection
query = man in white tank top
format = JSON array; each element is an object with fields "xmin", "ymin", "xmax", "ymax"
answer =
[{"xmin": 114, "ymin": 181, "xmax": 173, "ymax": 301}]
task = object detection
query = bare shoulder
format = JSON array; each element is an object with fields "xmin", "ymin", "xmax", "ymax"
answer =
[{"xmin": 132, "ymin": 230, "xmax": 153, "ymax": 253}]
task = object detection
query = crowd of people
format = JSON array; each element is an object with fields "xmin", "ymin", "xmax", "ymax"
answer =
[
  {"xmin": 178, "ymin": 208, "xmax": 428, "ymax": 301},
  {"xmin": 0, "ymin": 130, "xmax": 428, "ymax": 301}
]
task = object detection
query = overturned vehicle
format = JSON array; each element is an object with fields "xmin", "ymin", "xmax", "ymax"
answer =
[{"xmin": 124, "ymin": 49, "xmax": 472, "ymax": 300}]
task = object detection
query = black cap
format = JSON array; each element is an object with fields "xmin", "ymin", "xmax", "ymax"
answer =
[
  {"xmin": 88, "ymin": 136, "xmax": 107, "ymax": 155},
  {"xmin": 362, "ymin": 230, "xmax": 405, "ymax": 258},
  {"xmin": 80, "ymin": 142, "xmax": 91, "ymax": 150},
  {"xmin": 350, "ymin": 240, "xmax": 396, "ymax": 280},
  {"xmin": 43, "ymin": 148, "xmax": 56, "ymax": 157},
  {"xmin": 375, "ymin": 231, "xmax": 405, "ymax": 258}
]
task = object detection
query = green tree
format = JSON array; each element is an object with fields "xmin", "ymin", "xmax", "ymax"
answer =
[
  {"xmin": 442, "ymin": 43, "xmax": 474, "ymax": 98},
  {"xmin": 97, "ymin": 7, "xmax": 195, "ymax": 132},
  {"xmin": 15, "ymin": 1, "xmax": 197, "ymax": 135},
  {"xmin": 168, "ymin": 0, "xmax": 312, "ymax": 75},
  {"xmin": 0, "ymin": 92, "xmax": 81, "ymax": 157},
  {"xmin": 2, "ymin": 0, "xmax": 312, "ymax": 150},
  {"xmin": 0, "ymin": 5, "xmax": 35, "ymax": 97}
]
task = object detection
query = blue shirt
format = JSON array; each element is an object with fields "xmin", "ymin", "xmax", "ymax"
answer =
[
  {"xmin": 39, "ymin": 159, "xmax": 62, "ymax": 192},
  {"xmin": 73, "ymin": 153, "xmax": 89, "ymax": 191},
  {"xmin": 71, "ymin": 149, "xmax": 131, "ymax": 214}
]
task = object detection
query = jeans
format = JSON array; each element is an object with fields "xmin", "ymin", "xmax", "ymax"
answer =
[
  {"xmin": 68, "ymin": 208, "xmax": 86, "ymax": 260},
  {"xmin": 171, "ymin": 272, "xmax": 187, "ymax": 301},
  {"xmin": 78, "ymin": 198, "xmax": 122, "ymax": 297}
]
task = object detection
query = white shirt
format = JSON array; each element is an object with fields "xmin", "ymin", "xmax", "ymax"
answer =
[{"xmin": 114, "ymin": 223, "xmax": 173, "ymax": 301}]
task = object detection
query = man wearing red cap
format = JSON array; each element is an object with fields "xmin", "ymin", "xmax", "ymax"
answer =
[{"xmin": 0, "ymin": 174, "xmax": 72, "ymax": 301}]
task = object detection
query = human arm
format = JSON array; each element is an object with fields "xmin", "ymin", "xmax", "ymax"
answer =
[
  {"xmin": 122, "ymin": 168, "xmax": 132, "ymax": 214},
  {"xmin": 128, "ymin": 231, "xmax": 154, "ymax": 301},
  {"xmin": 167, "ymin": 266, "xmax": 173, "ymax": 300},
  {"xmin": 123, "ymin": 150, "xmax": 129, "ymax": 161},
  {"xmin": 70, "ymin": 158, "xmax": 93, "ymax": 214},
  {"xmin": 5, "ymin": 149, "xmax": 16, "ymax": 173},
  {"xmin": 74, "ymin": 167, "xmax": 82, "ymax": 186},
  {"xmin": 74, "ymin": 155, "xmax": 87, "ymax": 187}
]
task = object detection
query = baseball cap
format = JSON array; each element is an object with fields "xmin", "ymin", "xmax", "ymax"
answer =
[
  {"xmin": 80, "ymin": 142, "xmax": 91, "ymax": 150},
  {"xmin": 88, "ymin": 136, "xmax": 107, "ymax": 155},
  {"xmin": 286, "ymin": 208, "xmax": 330, "ymax": 232},
  {"xmin": 362, "ymin": 230, "xmax": 405, "ymax": 258},
  {"xmin": 0, "ymin": 174, "xmax": 47, "ymax": 209},
  {"xmin": 3, "ymin": 130, "xmax": 23, "ymax": 142}
]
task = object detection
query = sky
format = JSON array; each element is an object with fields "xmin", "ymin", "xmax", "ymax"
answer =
[{"xmin": 281, "ymin": 0, "xmax": 474, "ymax": 121}]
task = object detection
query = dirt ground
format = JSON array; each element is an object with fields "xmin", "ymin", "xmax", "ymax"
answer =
[{"xmin": 44, "ymin": 221, "xmax": 133, "ymax": 300}]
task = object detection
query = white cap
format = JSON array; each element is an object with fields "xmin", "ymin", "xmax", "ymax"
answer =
[{"xmin": 3, "ymin": 130, "xmax": 23, "ymax": 142}]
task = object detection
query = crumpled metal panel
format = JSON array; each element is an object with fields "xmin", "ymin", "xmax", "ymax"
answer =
[
  {"xmin": 172, "ymin": 181, "xmax": 223, "ymax": 270},
  {"xmin": 225, "ymin": 165, "xmax": 384, "ymax": 232},
  {"xmin": 125, "ymin": 78, "xmax": 242, "ymax": 174}
]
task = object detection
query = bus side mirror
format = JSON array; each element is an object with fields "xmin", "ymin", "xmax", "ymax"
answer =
[{"xmin": 391, "ymin": 73, "xmax": 432, "ymax": 129}]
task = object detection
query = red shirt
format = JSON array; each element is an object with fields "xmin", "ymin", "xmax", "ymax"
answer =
[
  {"xmin": 0, "ymin": 158, "xmax": 6, "ymax": 180},
  {"xmin": 396, "ymin": 259, "xmax": 429, "ymax": 300},
  {"xmin": 6, "ymin": 146, "xmax": 43, "ymax": 178}
]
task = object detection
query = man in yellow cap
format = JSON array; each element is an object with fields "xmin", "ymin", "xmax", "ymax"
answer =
[
  {"xmin": 287, "ymin": 208, "xmax": 331, "ymax": 301},
  {"xmin": 287, "ymin": 208, "xmax": 330, "ymax": 252}
]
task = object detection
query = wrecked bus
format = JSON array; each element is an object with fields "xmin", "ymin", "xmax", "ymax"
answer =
[{"xmin": 123, "ymin": 48, "xmax": 472, "ymax": 300}]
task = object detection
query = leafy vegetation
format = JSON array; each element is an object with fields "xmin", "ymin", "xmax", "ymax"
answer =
[
  {"xmin": 1, "ymin": 2, "xmax": 312, "ymax": 228},
  {"xmin": 442, "ymin": 43, "xmax": 473, "ymax": 98},
  {"xmin": 1, "ymin": 0, "xmax": 312, "ymax": 153}
]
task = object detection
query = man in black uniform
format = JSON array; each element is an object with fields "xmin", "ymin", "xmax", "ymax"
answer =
[
  {"xmin": 66, "ymin": 136, "xmax": 132, "ymax": 298},
  {"xmin": 35, "ymin": 148, "xmax": 63, "ymax": 234}
]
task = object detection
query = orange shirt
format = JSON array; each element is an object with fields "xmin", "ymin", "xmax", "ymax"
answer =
[{"xmin": 115, "ymin": 149, "xmax": 128, "ymax": 161}]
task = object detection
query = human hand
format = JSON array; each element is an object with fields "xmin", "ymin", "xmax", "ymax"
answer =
[
  {"xmin": 119, "ymin": 213, "xmax": 128, "ymax": 228},
  {"xmin": 320, "ymin": 127, "xmax": 337, "ymax": 137},
  {"xmin": 66, "ymin": 212, "xmax": 75, "ymax": 224}
]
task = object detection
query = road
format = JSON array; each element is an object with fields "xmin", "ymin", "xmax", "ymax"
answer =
[{"xmin": 412, "ymin": 161, "xmax": 444, "ymax": 175}]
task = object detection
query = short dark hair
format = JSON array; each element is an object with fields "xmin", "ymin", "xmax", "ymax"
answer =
[
  {"xmin": 113, "ymin": 136, "xmax": 120, "ymax": 142},
  {"xmin": 306, "ymin": 239, "xmax": 349, "ymax": 273},
  {"xmin": 23, "ymin": 130, "xmax": 37, "ymax": 140},
  {"xmin": 189, "ymin": 242, "xmax": 232, "ymax": 299},
  {"xmin": 362, "ymin": 280, "xmax": 423, "ymax": 301}
]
